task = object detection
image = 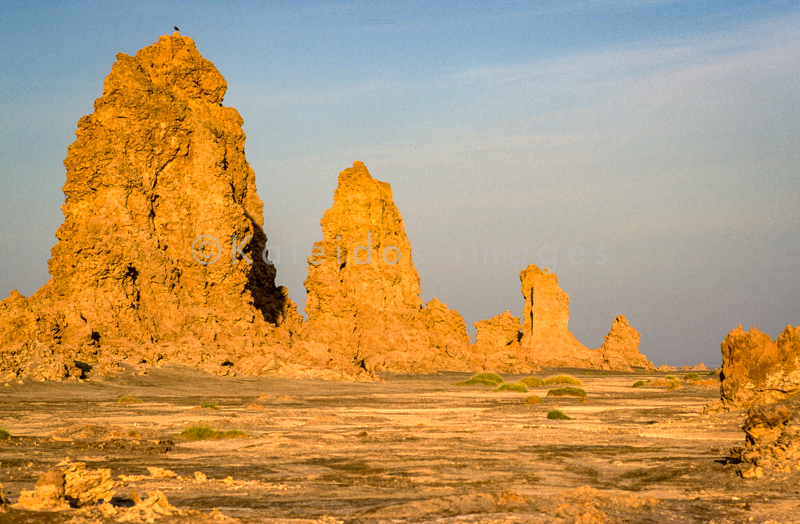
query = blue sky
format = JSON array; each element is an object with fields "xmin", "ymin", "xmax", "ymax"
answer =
[{"xmin": 1, "ymin": 0, "xmax": 798, "ymax": 366}]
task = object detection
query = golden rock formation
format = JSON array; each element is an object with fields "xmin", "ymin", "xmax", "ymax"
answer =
[
  {"xmin": 299, "ymin": 161, "xmax": 470, "ymax": 372},
  {"xmin": 471, "ymin": 310, "xmax": 538, "ymax": 373},
  {"xmin": 0, "ymin": 34, "xmax": 297, "ymax": 380},
  {"xmin": 598, "ymin": 315, "xmax": 653, "ymax": 372},
  {"xmin": 720, "ymin": 324, "xmax": 800, "ymax": 408},
  {"xmin": 519, "ymin": 265, "xmax": 592, "ymax": 366},
  {"xmin": 468, "ymin": 264, "xmax": 652, "ymax": 371}
]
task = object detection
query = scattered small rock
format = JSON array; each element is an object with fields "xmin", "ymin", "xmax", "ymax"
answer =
[{"xmin": 147, "ymin": 466, "xmax": 177, "ymax": 479}]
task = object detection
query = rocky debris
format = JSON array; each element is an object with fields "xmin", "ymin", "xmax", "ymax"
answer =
[
  {"xmin": 147, "ymin": 466, "xmax": 177, "ymax": 479},
  {"xmin": 14, "ymin": 468, "xmax": 69, "ymax": 511},
  {"xmin": 0, "ymin": 34, "xmax": 298, "ymax": 381},
  {"xmin": 94, "ymin": 489, "xmax": 216, "ymax": 522},
  {"xmin": 300, "ymin": 161, "xmax": 469, "ymax": 373},
  {"xmin": 731, "ymin": 399, "xmax": 800, "ymax": 477},
  {"xmin": 720, "ymin": 324, "xmax": 800, "ymax": 408},
  {"xmin": 545, "ymin": 485, "xmax": 659, "ymax": 522},
  {"xmin": 13, "ymin": 460, "xmax": 114, "ymax": 510},
  {"xmin": 60, "ymin": 460, "xmax": 116, "ymax": 507},
  {"xmin": 656, "ymin": 363, "xmax": 677, "ymax": 372},
  {"xmin": 470, "ymin": 311, "xmax": 537, "ymax": 372},
  {"xmin": 599, "ymin": 315, "xmax": 653, "ymax": 372}
]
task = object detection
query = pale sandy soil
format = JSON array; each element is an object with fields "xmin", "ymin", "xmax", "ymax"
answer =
[{"xmin": 1, "ymin": 365, "xmax": 799, "ymax": 523}]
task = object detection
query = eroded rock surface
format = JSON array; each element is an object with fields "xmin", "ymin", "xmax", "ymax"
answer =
[
  {"xmin": 0, "ymin": 34, "xmax": 297, "ymax": 380},
  {"xmin": 300, "ymin": 161, "xmax": 470, "ymax": 373},
  {"xmin": 731, "ymin": 399, "xmax": 800, "ymax": 478},
  {"xmin": 599, "ymin": 314, "xmax": 653, "ymax": 372},
  {"xmin": 471, "ymin": 311, "xmax": 535, "ymax": 372},
  {"xmin": 720, "ymin": 324, "xmax": 800, "ymax": 408},
  {"xmin": 512, "ymin": 264, "xmax": 652, "ymax": 370}
]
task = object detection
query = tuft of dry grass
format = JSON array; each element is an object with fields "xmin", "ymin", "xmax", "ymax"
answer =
[
  {"xmin": 546, "ymin": 387, "xmax": 588, "ymax": 400},
  {"xmin": 543, "ymin": 375, "xmax": 582, "ymax": 386},
  {"xmin": 519, "ymin": 376, "xmax": 544, "ymax": 387},
  {"xmin": 547, "ymin": 409, "xmax": 571, "ymax": 420},
  {"xmin": 179, "ymin": 425, "xmax": 248, "ymax": 441},
  {"xmin": 0, "ymin": 428, "xmax": 11, "ymax": 440},
  {"xmin": 199, "ymin": 402, "xmax": 219, "ymax": 410},
  {"xmin": 649, "ymin": 379, "xmax": 681, "ymax": 390},
  {"xmin": 524, "ymin": 395, "xmax": 542, "ymax": 405},
  {"xmin": 457, "ymin": 372, "xmax": 504, "ymax": 386},
  {"xmin": 118, "ymin": 396, "xmax": 142, "ymax": 404},
  {"xmin": 494, "ymin": 382, "xmax": 528, "ymax": 393},
  {"xmin": 631, "ymin": 380, "xmax": 648, "ymax": 388}
]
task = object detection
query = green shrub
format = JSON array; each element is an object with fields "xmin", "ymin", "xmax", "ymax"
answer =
[
  {"xmin": 601, "ymin": 372, "xmax": 608, "ymax": 375},
  {"xmin": 683, "ymin": 373, "xmax": 701, "ymax": 381},
  {"xmin": 199, "ymin": 402, "xmax": 219, "ymax": 409},
  {"xmin": 631, "ymin": 380, "xmax": 646, "ymax": 388},
  {"xmin": 0, "ymin": 429, "xmax": 11, "ymax": 440},
  {"xmin": 457, "ymin": 372, "xmax": 504, "ymax": 386},
  {"xmin": 519, "ymin": 376, "xmax": 544, "ymax": 387},
  {"xmin": 546, "ymin": 387, "xmax": 588, "ymax": 399},
  {"xmin": 543, "ymin": 375, "xmax": 582, "ymax": 386},
  {"xmin": 179, "ymin": 425, "xmax": 248, "ymax": 441},
  {"xmin": 524, "ymin": 395, "xmax": 542, "ymax": 405},
  {"xmin": 494, "ymin": 382, "xmax": 528, "ymax": 392},
  {"xmin": 584, "ymin": 371, "xmax": 594, "ymax": 375},
  {"xmin": 547, "ymin": 410, "xmax": 571, "ymax": 420},
  {"xmin": 118, "ymin": 396, "xmax": 142, "ymax": 404},
  {"xmin": 666, "ymin": 375, "xmax": 676, "ymax": 380}
]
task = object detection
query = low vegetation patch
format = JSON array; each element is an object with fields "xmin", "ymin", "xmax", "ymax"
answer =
[
  {"xmin": 199, "ymin": 402, "xmax": 219, "ymax": 409},
  {"xmin": 543, "ymin": 375, "xmax": 582, "ymax": 386},
  {"xmin": 179, "ymin": 425, "xmax": 248, "ymax": 441},
  {"xmin": 494, "ymin": 382, "xmax": 528, "ymax": 393},
  {"xmin": 520, "ymin": 376, "xmax": 544, "ymax": 387},
  {"xmin": 457, "ymin": 372, "xmax": 504, "ymax": 386},
  {"xmin": 546, "ymin": 387, "xmax": 588, "ymax": 400},
  {"xmin": 524, "ymin": 395, "xmax": 542, "ymax": 405},
  {"xmin": 547, "ymin": 409, "xmax": 571, "ymax": 420},
  {"xmin": 649, "ymin": 379, "xmax": 681, "ymax": 390},
  {"xmin": 631, "ymin": 380, "xmax": 647, "ymax": 388},
  {"xmin": 683, "ymin": 373, "xmax": 701, "ymax": 381},
  {"xmin": 118, "ymin": 396, "xmax": 142, "ymax": 404},
  {"xmin": 665, "ymin": 375, "xmax": 676, "ymax": 380},
  {"xmin": 0, "ymin": 428, "xmax": 11, "ymax": 440}
]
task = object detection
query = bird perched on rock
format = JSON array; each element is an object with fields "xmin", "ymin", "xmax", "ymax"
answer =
[{"xmin": 174, "ymin": 26, "xmax": 180, "ymax": 32}]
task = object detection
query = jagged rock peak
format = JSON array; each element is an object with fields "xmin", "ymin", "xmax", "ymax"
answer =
[
  {"xmin": 300, "ymin": 161, "xmax": 470, "ymax": 373},
  {"xmin": 0, "ymin": 34, "xmax": 295, "ymax": 380},
  {"xmin": 102, "ymin": 34, "xmax": 227, "ymax": 106}
]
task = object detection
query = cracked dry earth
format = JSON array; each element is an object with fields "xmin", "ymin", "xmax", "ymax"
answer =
[{"xmin": 1, "ymin": 366, "xmax": 799, "ymax": 523}]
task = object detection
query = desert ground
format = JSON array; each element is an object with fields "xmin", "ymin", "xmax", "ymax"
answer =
[{"xmin": 1, "ymin": 366, "xmax": 799, "ymax": 523}]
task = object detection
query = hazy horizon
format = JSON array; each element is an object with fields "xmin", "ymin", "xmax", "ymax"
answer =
[{"xmin": 2, "ymin": 1, "xmax": 798, "ymax": 367}]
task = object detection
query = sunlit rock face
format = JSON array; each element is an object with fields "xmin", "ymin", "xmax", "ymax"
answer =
[
  {"xmin": 0, "ymin": 34, "xmax": 298, "ymax": 380},
  {"xmin": 598, "ymin": 315, "xmax": 653, "ymax": 372},
  {"xmin": 300, "ymin": 161, "xmax": 471, "ymax": 373},
  {"xmin": 470, "ymin": 310, "xmax": 537, "ymax": 373},
  {"xmin": 720, "ymin": 324, "xmax": 800, "ymax": 408},
  {"xmin": 518, "ymin": 265, "xmax": 593, "ymax": 367},
  {"xmin": 467, "ymin": 264, "xmax": 652, "ymax": 372}
]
